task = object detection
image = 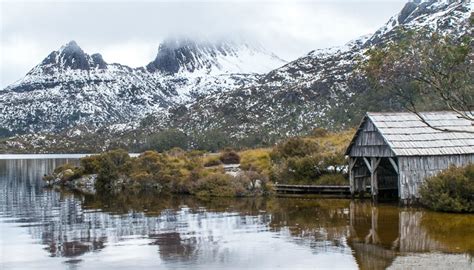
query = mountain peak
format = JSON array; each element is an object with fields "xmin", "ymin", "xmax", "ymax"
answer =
[
  {"xmin": 29, "ymin": 41, "xmax": 108, "ymax": 75},
  {"xmin": 90, "ymin": 53, "xmax": 107, "ymax": 69},
  {"xmin": 366, "ymin": 0, "xmax": 470, "ymax": 46},
  {"xmin": 60, "ymin": 40, "xmax": 81, "ymax": 51},
  {"xmin": 146, "ymin": 37, "xmax": 286, "ymax": 75}
]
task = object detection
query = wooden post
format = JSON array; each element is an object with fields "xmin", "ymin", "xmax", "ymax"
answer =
[
  {"xmin": 388, "ymin": 157, "xmax": 398, "ymax": 174},
  {"xmin": 349, "ymin": 157, "xmax": 356, "ymax": 197},
  {"xmin": 371, "ymin": 169, "xmax": 377, "ymax": 202},
  {"xmin": 369, "ymin": 157, "xmax": 381, "ymax": 202}
]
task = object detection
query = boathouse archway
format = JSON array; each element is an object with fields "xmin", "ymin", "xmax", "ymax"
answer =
[{"xmin": 348, "ymin": 157, "xmax": 399, "ymax": 200}]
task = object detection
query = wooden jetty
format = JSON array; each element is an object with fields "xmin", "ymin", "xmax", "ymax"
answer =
[{"xmin": 274, "ymin": 184, "xmax": 370, "ymax": 196}]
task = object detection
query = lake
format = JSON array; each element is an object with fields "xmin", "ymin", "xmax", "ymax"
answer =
[{"xmin": 0, "ymin": 155, "xmax": 473, "ymax": 270}]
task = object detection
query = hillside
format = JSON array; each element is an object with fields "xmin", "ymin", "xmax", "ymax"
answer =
[{"xmin": 0, "ymin": 0, "xmax": 472, "ymax": 153}]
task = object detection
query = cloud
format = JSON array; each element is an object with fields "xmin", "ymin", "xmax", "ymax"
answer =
[{"xmin": 0, "ymin": 0, "xmax": 407, "ymax": 88}]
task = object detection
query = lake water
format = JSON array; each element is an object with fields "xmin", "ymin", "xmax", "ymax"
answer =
[{"xmin": 0, "ymin": 156, "xmax": 473, "ymax": 270}]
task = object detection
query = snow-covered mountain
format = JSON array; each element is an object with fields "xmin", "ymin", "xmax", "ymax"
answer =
[
  {"xmin": 367, "ymin": 0, "xmax": 471, "ymax": 45},
  {"xmin": 168, "ymin": 0, "xmax": 472, "ymax": 138},
  {"xmin": 0, "ymin": 0, "xmax": 472, "ymax": 151},
  {"xmin": 0, "ymin": 38, "xmax": 285, "ymax": 134},
  {"xmin": 146, "ymin": 38, "xmax": 286, "ymax": 75}
]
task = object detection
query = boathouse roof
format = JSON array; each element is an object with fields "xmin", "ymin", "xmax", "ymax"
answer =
[{"xmin": 345, "ymin": 111, "xmax": 474, "ymax": 156}]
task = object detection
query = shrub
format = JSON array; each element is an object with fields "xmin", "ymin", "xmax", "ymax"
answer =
[
  {"xmin": 106, "ymin": 149, "xmax": 131, "ymax": 168},
  {"xmin": 272, "ymin": 155, "xmax": 324, "ymax": 184},
  {"xmin": 129, "ymin": 171, "xmax": 162, "ymax": 192},
  {"xmin": 203, "ymin": 155, "xmax": 222, "ymax": 167},
  {"xmin": 239, "ymin": 148, "xmax": 271, "ymax": 174},
  {"xmin": 52, "ymin": 163, "xmax": 84, "ymax": 182},
  {"xmin": 219, "ymin": 150, "xmax": 240, "ymax": 164},
  {"xmin": 165, "ymin": 147, "xmax": 187, "ymax": 157},
  {"xmin": 80, "ymin": 155, "xmax": 101, "ymax": 174},
  {"xmin": 269, "ymin": 130, "xmax": 353, "ymax": 185},
  {"xmin": 316, "ymin": 174, "xmax": 348, "ymax": 186},
  {"xmin": 50, "ymin": 147, "xmax": 267, "ymax": 197},
  {"xmin": 95, "ymin": 155, "xmax": 120, "ymax": 192},
  {"xmin": 270, "ymin": 137, "xmax": 320, "ymax": 161},
  {"xmin": 235, "ymin": 170, "xmax": 274, "ymax": 195},
  {"xmin": 419, "ymin": 164, "xmax": 474, "ymax": 213},
  {"xmin": 192, "ymin": 173, "xmax": 244, "ymax": 197}
]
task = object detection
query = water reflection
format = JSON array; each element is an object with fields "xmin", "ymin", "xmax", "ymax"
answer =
[{"xmin": 0, "ymin": 157, "xmax": 473, "ymax": 270}]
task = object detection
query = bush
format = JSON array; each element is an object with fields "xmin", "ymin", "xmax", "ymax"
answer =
[
  {"xmin": 219, "ymin": 150, "xmax": 240, "ymax": 164},
  {"xmin": 269, "ymin": 130, "xmax": 353, "ymax": 185},
  {"xmin": 192, "ymin": 173, "xmax": 245, "ymax": 197},
  {"xmin": 106, "ymin": 149, "xmax": 131, "ymax": 168},
  {"xmin": 316, "ymin": 174, "xmax": 348, "ymax": 186},
  {"xmin": 95, "ymin": 155, "xmax": 120, "ymax": 192},
  {"xmin": 419, "ymin": 164, "xmax": 474, "ymax": 213},
  {"xmin": 203, "ymin": 155, "xmax": 222, "ymax": 167},
  {"xmin": 270, "ymin": 137, "xmax": 320, "ymax": 161},
  {"xmin": 239, "ymin": 148, "xmax": 271, "ymax": 174},
  {"xmin": 51, "ymin": 163, "xmax": 84, "ymax": 182},
  {"xmin": 235, "ymin": 170, "xmax": 274, "ymax": 195},
  {"xmin": 272, "ymin": 155, "xmax": 324, "ymax": 184},
  {"xmin": 80, "ymin": 155, "xmax": 101, "ymax": 174}
]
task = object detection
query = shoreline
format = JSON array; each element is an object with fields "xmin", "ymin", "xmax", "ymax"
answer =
[{"xmin": 0, "ymin": 153, "xmax": 141, "ymax": 159}]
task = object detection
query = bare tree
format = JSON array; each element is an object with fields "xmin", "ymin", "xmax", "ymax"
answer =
[{"xmin": 364, "ymin": 25, "xmax": 473, "ymax": 132}]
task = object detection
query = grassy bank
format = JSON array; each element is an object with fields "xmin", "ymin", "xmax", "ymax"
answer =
[{"xmin": 46, "ymin": 128, "xmax": 354, "ymax": 197}]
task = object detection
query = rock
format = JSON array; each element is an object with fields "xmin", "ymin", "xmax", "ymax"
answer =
[{"xmin": 68, "ymin": 174, "xmax": 97, "ymax": 195}]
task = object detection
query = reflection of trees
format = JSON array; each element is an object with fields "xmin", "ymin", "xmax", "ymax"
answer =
[
  {"xmin": 82, "ymin": 195, "xmax": 355, "ymax": 262},
  {"xmin": 83, "ymin": 193, "xmax": 273, "ymax": 217},
  {"xmin": 420, "ymin": 212, "xmax": 474, "ymax": 256},
  {"xmin": 43, "ymin": 236, "xmax": 106, "ymax": 257},
  {"xmin": 268, "ymin": 198, "xmax": 350, "ymax": 248},
  {"xmin": 0, "ymin": 158, "xmax": 106, "ymax": 260},
  {"xmin": 149, "ymin": 232, "xmax": 198, "ymax": 263},
  {"xmin": 2, "ymin": 158, "xmax": 473, "ymax": 267}
]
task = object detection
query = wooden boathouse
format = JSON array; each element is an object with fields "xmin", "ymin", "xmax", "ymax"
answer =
[{"xmin": 345, "ymin": 112, "xmax": 474, "ymax": 203}]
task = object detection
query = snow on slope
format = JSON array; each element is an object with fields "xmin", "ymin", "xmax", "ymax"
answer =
[
  {"xmin": 0, "ymin": 0, "xmax": 471, "ymax": 138},
  {"xmin": 168, "ymin": 0, "xmax": 473, "ymax": 138},
  {"xmin": 368, "ymin": 0, "xmax": 471, "ymax": 44},
  {"xmin": 146, "ymin": 38, "xmax": 286, "ymax": 76},
  {"xmin": 0, "ymin": 37, "xmax": 286, "ymax": 134}
]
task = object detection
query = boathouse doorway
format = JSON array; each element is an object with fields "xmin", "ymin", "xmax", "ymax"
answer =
[{"xmin": 349, "ymin": 157, "xmax": 399, "ymax": 201}]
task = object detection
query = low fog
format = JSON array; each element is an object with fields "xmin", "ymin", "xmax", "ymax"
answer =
[{"xmin": 0, "ymin": 0, "xmax": 406, "ymax": 88}]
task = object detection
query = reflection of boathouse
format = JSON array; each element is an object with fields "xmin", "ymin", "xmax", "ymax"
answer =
[
  {"xmin": 347, "ymin": 202, "xmax": 473, "ymax": 270},
  {"xmin": 345, "ymin": 112, "xmax": 474, "ymax": 202}
]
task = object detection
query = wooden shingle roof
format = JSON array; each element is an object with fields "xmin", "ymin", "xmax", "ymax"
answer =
[{"xmin": 348, "ymin": 111, "xmax": 474, "ymax": 156}]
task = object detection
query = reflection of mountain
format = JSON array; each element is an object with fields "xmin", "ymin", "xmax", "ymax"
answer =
[{"xmin": 0, "ymin": 158, "xmax": 473, "ymax": 268}]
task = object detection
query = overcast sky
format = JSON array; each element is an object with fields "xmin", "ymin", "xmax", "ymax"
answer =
[{"xmin": 0, "ymin": 0, "xmax": 407, "ymax": 88}]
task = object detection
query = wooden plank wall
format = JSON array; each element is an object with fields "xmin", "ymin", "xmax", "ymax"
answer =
[
  {"xmin": 398, "ymin": 154, "xmax": 474, "ymax": 200},
  {"xmin": 350, "ymin": 119, "xmax": 394, "ymax": 157}
]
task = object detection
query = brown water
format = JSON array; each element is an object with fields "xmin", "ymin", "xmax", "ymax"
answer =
[{"xmin": 0, "ymin": 156, "xmax": 473, "ymax": 270}]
